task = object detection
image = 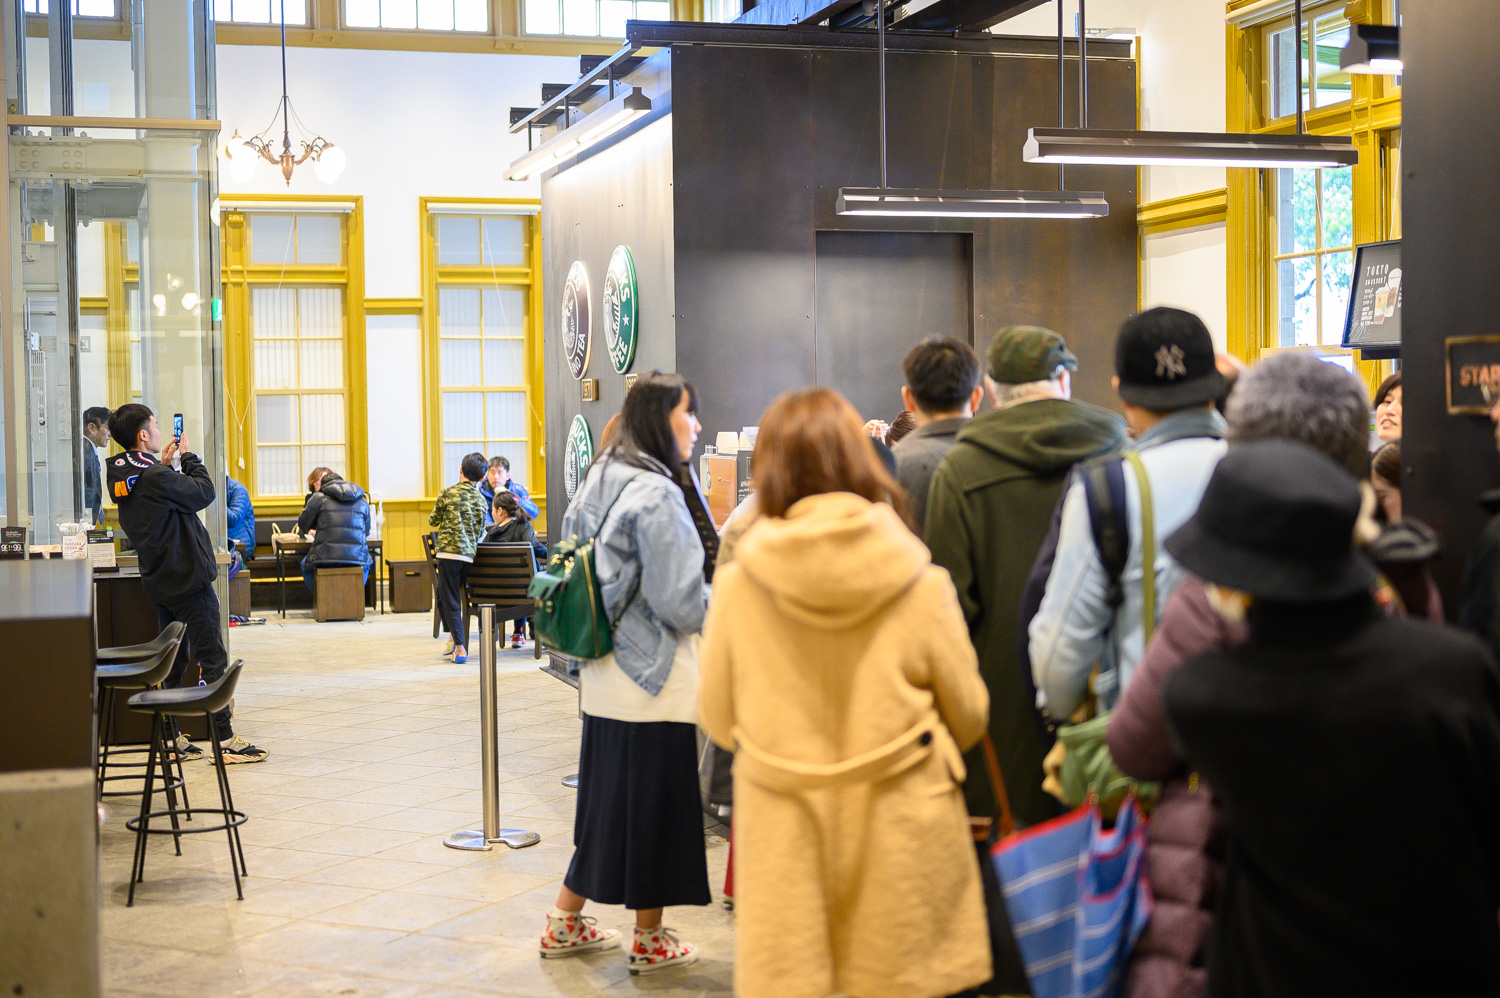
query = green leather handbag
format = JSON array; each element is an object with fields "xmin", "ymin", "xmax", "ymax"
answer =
[{"xmin": 527, "ymin": 476, "xmax": 637, "ymax": 660}]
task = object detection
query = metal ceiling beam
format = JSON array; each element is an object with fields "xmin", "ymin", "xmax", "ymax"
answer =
[{"xmin": 623, "ymin": 20, "xmax": 1133, "ymax": 57}]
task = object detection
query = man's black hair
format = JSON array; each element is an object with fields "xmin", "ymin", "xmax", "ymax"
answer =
[
  {"xmin": 902, "ymin": 337, "xmax": 981, "ymax": 413},
  {"xmin": 609, "ymin": 371, "xmax": 696, "ymax": 471},
  {"xmin": 489, "ymin": 455, "xmax": 510, "ymax": 472},
  {"xmin": 109, "ymin": 403, "xmax": 154, "ymax": 451},
  {"xmin": 83, "ymin": 406, "xmax": 111, "ymax": 429},
  {"xmin": 460, "ymin": 452, "xmax": 488, "ymax": 482}
]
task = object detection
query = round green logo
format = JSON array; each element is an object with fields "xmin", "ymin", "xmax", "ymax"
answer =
[
  {"xmin": 562, "ymin": 261, "xmax": 591, "ymax": 381},
  {"xmin": 563, "ymin": 414, "xmax": 594, "ymax": 501},
  {"xmin": 603, "ymin": 245, "xmax": 638, "ymax": 374}
]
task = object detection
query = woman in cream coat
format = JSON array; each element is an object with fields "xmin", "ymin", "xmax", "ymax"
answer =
[{"xmin": 700, "ymin": 386, "xmax": 992, "ymax": 998}]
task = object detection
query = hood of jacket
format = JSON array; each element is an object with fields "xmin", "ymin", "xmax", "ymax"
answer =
[
  {"xmin": 735, "ymin": 492, "xmax": 929, "ymax": 629},
  {"xmin": 105, "ymin": 449, "xmax": 159, "ymax": 501},
  {"xmin": 319, "ymin": 474, "xmax": 365, "ymax": 504},
  {"xmin": 953, "ymin": 397, "xmax": 1125, "ymax": 475}
]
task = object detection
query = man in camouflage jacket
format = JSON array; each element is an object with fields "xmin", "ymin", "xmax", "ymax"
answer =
[{"xmin": 430, "ymin": 451, "xmax": 489, "ymax": 662}]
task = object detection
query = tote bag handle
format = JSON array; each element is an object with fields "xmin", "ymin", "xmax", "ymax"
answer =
[{"xmin": 972, "ymin": 733, "xmax": 1017, "ymax": 842}]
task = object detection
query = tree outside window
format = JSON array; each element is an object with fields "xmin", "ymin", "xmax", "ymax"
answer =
[{"xmin": 1273, "ymin": 166, "xmax": 1355, "ymax": 349}]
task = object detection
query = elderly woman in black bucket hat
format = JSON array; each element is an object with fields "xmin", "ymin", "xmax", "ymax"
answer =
[{"xmin": 1161, "ymin": 439, "xmax": 1500, "ymax": 998}]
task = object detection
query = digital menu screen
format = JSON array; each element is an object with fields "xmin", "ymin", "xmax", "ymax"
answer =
[{"xmin": 1342, "ymin": 240, "xmax": 1402, "ymax": 357}]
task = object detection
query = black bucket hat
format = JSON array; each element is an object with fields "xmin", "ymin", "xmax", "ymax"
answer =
[
  {"xmin": 1115, "ymin": 306, "xmax": 1225, "ymax": 410},
  {"xmin": 1165, "ymin": 438, "xmax": 1378, "ymax": 602}
]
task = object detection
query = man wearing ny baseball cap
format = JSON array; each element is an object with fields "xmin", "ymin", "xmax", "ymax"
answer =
[
  {"xmin": 926, "ymin": 325, "xmax": 1125, "ymax": 832},
  {"xmin": 1029, "ymin": 307, "xmax": 1229, "ymax": 719}
]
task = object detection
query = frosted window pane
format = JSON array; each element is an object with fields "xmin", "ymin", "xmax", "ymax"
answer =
[
  {"xmin": 637, "ymin": 0, "xmax": 669, "ymax": 19},
  {"xmin": 236, "ymin": 0, "xmax": 271, "ymax": 21},
  {"xmin": 480, "ymin": 216, "xmax": 526, "ymax": 266},
  {"xmin": 77, "ymin": 0, "xmax": 114, "ymax": 15},
  {"xmin": 525, "ymin": 0, "xmax": 558, "ymax": 32},
  {"xmin": 301, "ymin": 395, "xmax": 345, "ymax": 444},
  {"xmin": 417, "ymin": 0, "xmax": 453, "ymax": 29},
  {"xmin": 303, "ymin": 446, "xmax": 346, "ymax": 483},
  {"xmin": 441, "ymin": 339, "xmax": 482, "ymax": 387},
  {"xmin": 483, "ymin": 339, "xmax": 525, "ymax": 386},
  {"xmin": 482, "ymin": 288, "xmax": 525, "ymax": 337},
  {"xmin": 382, "ymin": 0, "xmax": 417, "ymax": 27},
  {"xmin": 253, "ymin": 340, "xmax": 297, "ymax": 390},
  {"xmin": 257, "ymin": 395, "xmax": 299, "ymax": 444},
  {"xmin": 486, "ymin": 392, "xmax": 527, "ymax": 440},
  {"xmin": 298, "ymin": 288, "xmax": 344, "ymax": 337},
  {"xmin": 443, "ymin": 392, "xmax": 484, "ymax": 439},
  {"xmin": 257, "ymin": 447, "xmax": 300, "ymax": 495},
  {"xmin": 296, "ymin": 215, "xmax": 341, "ymax": 264},
  {"xmin": 280, "ymin": 0, "xmax": 308, "ymax": 23},
  {"xmin": 344, "ymin": 0, "xmax": 379, "ymax": 24},
  {"xmin": 249, "ymin": 214, "xmax": 295, "ymax": 265},
  {"xmin": 599, "ymin": 0, "xmax": 630, "ymax": 36},
  {"xmin": 443, "ymin": 443, "xmax": 476, "ymax": 478},
  {"xmin": 454, "ymin": 0, "xmax": 486, "ymax": 29},
  {"xmin": 439, "ymin": 287, "xmax": 481, "ymax": 336},
  {"xmin": 437, "ymin": 217, "xmax": 481, "ymax": 265},
  {"xmin": 252, "ymin": 288, "xmax": 296, "ymax": 338},
  {"xmin": 563, "ymin": 0, "xmax": 595, "ymax": 34},
  {"xmin": 299, "ymin": 340, "xmax": 344, "ymax": 389}
]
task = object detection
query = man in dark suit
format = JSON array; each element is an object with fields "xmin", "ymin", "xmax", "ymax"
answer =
[{"xmin": 81, "ymin": 406, "xmax": 111, "ymax": 524}]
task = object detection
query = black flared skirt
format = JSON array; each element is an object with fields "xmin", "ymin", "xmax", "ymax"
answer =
[{"xmin": 564, "ymin": 714, "xmax": 712, "ymax": 910}]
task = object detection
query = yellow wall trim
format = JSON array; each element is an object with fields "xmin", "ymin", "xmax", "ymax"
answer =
[
  {"xmin": 80, "ymin": 295, "xmax": 108, "ymax": 314},
  {"xmin": 365, "ymin": 297, "xmax": 424, "ymax": 315},
  {"xmin": 1138, "ymin": 189, "xmax": 1229, "ymax": 235},
  {"xmin": 214, "ymin": 24, "xmax": 622, "ymax": 56}
]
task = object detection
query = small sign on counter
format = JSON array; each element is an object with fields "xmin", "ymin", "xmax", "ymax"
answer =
[
  {"xmin": 1446, "ymin": 335, "xmax": 1500, "ymax": 414},
  {"xmin": 88, "ymin": 528, "xmax": 118, "ymax": 570},
  {"xmin": 0, "ymin": 526, "xmax": 25, "ymax": 560}
]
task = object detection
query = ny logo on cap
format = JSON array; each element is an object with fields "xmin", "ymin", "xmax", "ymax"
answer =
[{"xmin": 1155, "ymin": 344, "xmax": 1187, "ymax": 380}]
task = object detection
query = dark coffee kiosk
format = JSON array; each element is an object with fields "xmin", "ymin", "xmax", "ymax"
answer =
[{"xmin": 523, "ymin": 0, "xmax": 1140, "ymax": 524}]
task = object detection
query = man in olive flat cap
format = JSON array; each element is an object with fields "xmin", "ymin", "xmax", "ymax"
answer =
[{"xmin": 926, "ymin": 325, "xmax": 1125, "ymax": 830}]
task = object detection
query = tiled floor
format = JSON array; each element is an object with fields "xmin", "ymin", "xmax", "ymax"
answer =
[{"xmin": 100, "ymin": 609, "xmax": 733, "ymax": 998}]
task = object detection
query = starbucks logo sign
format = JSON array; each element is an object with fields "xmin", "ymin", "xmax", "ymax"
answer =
[
  {"xmin": 562, "ymin": 261, "xmax": 591, "ymax": 380},
  {"xmin": 603, "ymin": 245, "xmax": 638, "ymax": 374},
  {"xmin": 563, "ymin": 414, "xmax": 594, "ymax": 501}
]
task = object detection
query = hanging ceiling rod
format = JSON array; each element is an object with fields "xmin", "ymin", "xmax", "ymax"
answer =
[
  {"xmin": 836, "ymin": 0, "xmax": 1106, "ymax": 219},
  {"xmin": 1023, "ymin": 0, "xmax": 1358, "ymax": 170}
]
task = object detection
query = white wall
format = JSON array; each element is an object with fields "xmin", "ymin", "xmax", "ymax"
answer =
[
  {"xmin": 1143, "ymin": 224, "xmax": 1228, "ymax": 349},
  {"xmin": 216, "ymin": 45, "xmax": 576, "ymax": 499}
]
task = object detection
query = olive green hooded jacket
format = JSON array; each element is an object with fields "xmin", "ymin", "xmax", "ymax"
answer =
[{"xmin": 925, "ymin": 396, "xmax": 1126, "ymax": 826}]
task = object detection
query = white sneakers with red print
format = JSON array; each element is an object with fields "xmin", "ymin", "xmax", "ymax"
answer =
[
  {"xmin": 538, "ymin": 907, "xmax": 621, "ymax": 959},
  {"xmin": 628, "ymin": 924, "xmax": 699, "ymax": 975}
]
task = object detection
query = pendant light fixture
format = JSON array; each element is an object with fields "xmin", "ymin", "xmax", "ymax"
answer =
[
  {"xmin": 835, "ymin": 0, "xmax": 1106, "ymax": 219},
  {"xmin": 1339, "ymin": 24, "xmax": 1401, "ymax": 76},
  {"xmin": 1024, "ymin": 0, "xmax": 1357, "ymax": 170},
  {"xmin": 223, "ymin": 0, "xmax": 345, "ymax": 186}
]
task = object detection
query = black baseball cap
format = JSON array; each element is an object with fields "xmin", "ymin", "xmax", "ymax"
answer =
[
  {"xmin": 1114, "ymin": 307, "xmax": 1224, "ymax": 411},
  {"xmin": 1165, "ymin": 439, "xmax": 1377, "ymax": 602}
]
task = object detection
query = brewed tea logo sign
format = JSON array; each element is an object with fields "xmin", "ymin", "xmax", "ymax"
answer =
[
  {"xmin": 603, "ymin": 245, "xmax": 638, "ymax": 374},
  {"xmin": 562, "ymin": 261, "xmax": 591, "ymax": 380},
  {"xmin": 564, "ymin": 414, "xmax": 594, "ymax": 500}
]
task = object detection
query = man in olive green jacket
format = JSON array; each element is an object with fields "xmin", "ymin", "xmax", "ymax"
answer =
[{"xmin": 926, "ymin": 327, "xmax": 1125, "ymax": 827}]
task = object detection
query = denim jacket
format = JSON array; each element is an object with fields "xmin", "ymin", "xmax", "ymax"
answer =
[
  {"xmin": 1028, "ymin": 406, "xmax": 1227, "ymax": 718},
  {"xmin": 559, "ymin": 455, "xmax": 709, "ymax": 695}
]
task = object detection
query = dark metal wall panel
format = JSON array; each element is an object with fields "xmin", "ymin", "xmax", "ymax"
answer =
[
  {"xmin": 541, "ymin": 108, "xmax": 677, "ymax": 523},
  {"xmin": 1400, "ymin": 1, "xmax": 1500, "ymax": 610},
  {"xmin": 814, "ymin": 230, "xmax": 974, "ymax": 420}
]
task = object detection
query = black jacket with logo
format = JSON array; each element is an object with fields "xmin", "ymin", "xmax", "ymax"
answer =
[
  {"xmin": 106, "ymin": 450, "xmax": 217, "ymax": 604},
  {"xmin": 296, "ymin": 473, "xmax": 372, "ymax": 569}
]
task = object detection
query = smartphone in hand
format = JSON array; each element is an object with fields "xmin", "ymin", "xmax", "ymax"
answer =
[{"xmin": 173, "ymin": 413, "xmax": 184, "ymax": 441}]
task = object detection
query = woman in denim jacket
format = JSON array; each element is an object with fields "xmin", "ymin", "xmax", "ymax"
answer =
[{"xmin": 538, "ymin": 372, "xmax": 713, "ymax": 976}]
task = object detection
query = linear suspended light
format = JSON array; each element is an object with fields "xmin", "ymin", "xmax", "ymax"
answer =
[
  {"xmin": 1023, "ymin": 127, "xmax": 1360, "ymax": 169},
  {"xmin": 504, "ymin": 86, "xmax": 651, "ymax": 182},
  {"xmin": 1340, "ymin": 24, "xmax": 1401, "ymax": 76},
  {"xmin": 837, "ymin": 188, "xmax": 1108, "ymax": 218},
  {"xmin": 1024, "ymin": 0, "xmax": 1358, "ymax": 171}
]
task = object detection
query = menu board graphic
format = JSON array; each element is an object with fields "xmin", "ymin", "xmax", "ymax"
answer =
[{"xmin": 1342, "ymin": 240, "xmax": 1402, "ymax": 357}]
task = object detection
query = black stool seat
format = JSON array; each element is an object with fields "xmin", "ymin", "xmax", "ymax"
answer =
[
  {"xmin": 98, "ymin": 621, "xmax": 186, "ymax": 665},
  {"xmin": 123, "ymin": 660, "xmax": 249, "ymax": 906},
  {"xmin": 95, "ymin": 629, "xmax": 191, "ymax": 804},
  {"xmin": 97, "ymin": 660, "xmax": 166, "ymax": 685}
]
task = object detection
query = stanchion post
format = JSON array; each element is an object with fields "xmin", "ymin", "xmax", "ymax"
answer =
[{"xmin": 444, "ymin": 604, "xmax": 541, "ymax": 851}]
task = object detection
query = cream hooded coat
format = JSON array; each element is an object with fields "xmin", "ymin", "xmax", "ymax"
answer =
[{"xmin": 700, "ymin": 492, "xmax": 992, "ymax": 998}]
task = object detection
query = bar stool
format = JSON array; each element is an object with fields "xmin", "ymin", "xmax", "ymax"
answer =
[
  {"xmin": 124, "ymin": 660, "xmax": 249, "ymax": 906},
  {"xmin": 96, "ymin": 622, "xmax": 189, "ymax": 810}
]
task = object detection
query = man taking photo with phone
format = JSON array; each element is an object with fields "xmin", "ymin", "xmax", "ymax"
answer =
[{"xmin": 106, "ymin": 404, "xmax": 267, "ymax": 764}]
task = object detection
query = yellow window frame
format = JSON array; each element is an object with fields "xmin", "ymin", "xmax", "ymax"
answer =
[
  {"xmin": 220, "ymin": 195, "xmax": 369, "ymax": 509},
  {"xmin": 420, "ymin": 196, "xmax": 546, "ymax": 529}
]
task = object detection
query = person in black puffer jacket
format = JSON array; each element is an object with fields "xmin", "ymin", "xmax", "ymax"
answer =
[
  {"xmin": 482, "ymin": 491, "xmax": 545, "ymax": 647},
  {"xmin": 296, "ymin": 469, "xmax": 372, "ymax": 593}
]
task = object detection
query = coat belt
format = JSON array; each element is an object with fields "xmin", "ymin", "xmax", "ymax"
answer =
[{"xmin": 732, "ymin": 710, "xmax": 966, "ymax": 795}]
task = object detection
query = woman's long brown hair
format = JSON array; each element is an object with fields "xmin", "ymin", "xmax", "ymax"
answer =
[{"xmin": 754, "ymin": 386, "xmax": 909, "ymax": 523}]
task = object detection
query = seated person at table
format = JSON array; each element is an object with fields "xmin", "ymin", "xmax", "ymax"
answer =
[
  {"xmin": 483, "ymin": 491, "xmax": 545, "ymax": 650},
  {"xmin": 480, "ymin": 455, "xmax": 539, "ymax": 525},
  {"xmin": 296, "ymin": 468, "xmax": 372, "ymax": 594},
  {"xmin": 105, "ymin": 403, "xmax": 267, "ymax": 763}
]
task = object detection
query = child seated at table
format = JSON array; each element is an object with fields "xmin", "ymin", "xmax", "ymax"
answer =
[{"xmin": 483, "ymin": 491, "xmax": 545, "ymax": 649}]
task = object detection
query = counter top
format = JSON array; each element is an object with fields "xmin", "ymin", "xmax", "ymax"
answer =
[{"xmin": 0, "ymin": 560, "xmax": 93, "ymax": 622}]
